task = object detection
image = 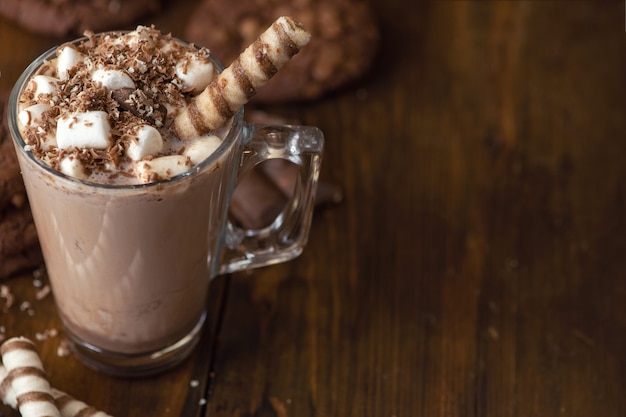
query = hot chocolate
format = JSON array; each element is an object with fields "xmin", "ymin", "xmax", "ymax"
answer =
[
  {"xmin": 9, "ymin": 20, "xmax": 321, "ymax": 375},
  {"xmin": 13, "ymin": 26, "xmax": 241, "ymax": 356}
]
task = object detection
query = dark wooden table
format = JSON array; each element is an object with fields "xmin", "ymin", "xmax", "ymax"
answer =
[{"xmin": 2, "ymin": 1, "xmax": 625, "ymax": 416}]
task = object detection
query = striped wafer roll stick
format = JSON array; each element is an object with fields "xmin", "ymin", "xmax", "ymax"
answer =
[
  {"xmin": 174, "ymin": 16, "xmax": 311, "ymax": 140},
  {"xmin": 0, "ymin": 337, "xmax": 61, "ymax": 417},
  {"xmin": 51, "ymin": 389, "xmax": 113, "ymax": 417},
  {"xmin": 1, "ymin": 365, "xmax": 112, "ymax": 417},
  {"xmin": 0, "ymin": 364, "xmax": 18, "ymax": 408}
]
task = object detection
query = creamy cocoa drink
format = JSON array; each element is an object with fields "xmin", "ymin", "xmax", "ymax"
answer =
[
  {"xmin": 16, "ymin": 27, "xmax": 234, "ymax": 358},
  {"xmin": 9, "ymin": 20, "xmax": 323, "ymax": 376}
]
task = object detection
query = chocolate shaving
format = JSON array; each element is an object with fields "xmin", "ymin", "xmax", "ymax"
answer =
[
  {"xmin": 111, "ymin": 87, "xmax": 167, "ymax": 127},
  {"xmin": 17, "ymin": 26, "xmax": 212, "ymax": 182}
]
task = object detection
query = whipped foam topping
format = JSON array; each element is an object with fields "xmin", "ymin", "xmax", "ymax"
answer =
[{"xmin": 17, "ymin": 25, "xmax": 222, "ymax": 185}]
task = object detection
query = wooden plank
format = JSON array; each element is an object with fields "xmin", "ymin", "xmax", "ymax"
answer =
[
  {"xmin": 1, "ymin": 1, "xmax": 625, "ymax": 417},
  {"xmin": 203, "ymin": 1, "xmax": 626, "ymax": 416}
]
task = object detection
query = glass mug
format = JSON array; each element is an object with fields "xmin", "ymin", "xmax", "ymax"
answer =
[{"xmin": 8, "ymin": 35, "xmax": 323, "ymax": 376}]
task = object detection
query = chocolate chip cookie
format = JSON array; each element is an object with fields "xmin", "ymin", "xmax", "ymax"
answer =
[
  {"xmin": 0, "ymin": 0, "xmax": 161, "ymax": 37},
  {"xmin": 185, "ymin": 0, "xmax": 380, "ymax": 103}
]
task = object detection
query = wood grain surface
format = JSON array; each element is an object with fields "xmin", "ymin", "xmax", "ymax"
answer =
[{"xmin": 1, "ymin": 1, "xmax": 625, "ymax": 416}]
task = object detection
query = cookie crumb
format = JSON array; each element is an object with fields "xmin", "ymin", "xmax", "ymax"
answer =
[
  {"xmin": 35, "ymin": 328, "xmax": 59, "ymax": 341},
  {"xmin": 1, "ymin": 284, "xmax": 15, "ymax": 310},
  {"xmin": 35, "ymin": 284, "xmax": 51, "ymax": 300},
  {"xmin": 33, "ymin": 266, "xmax": 46, "ymax": 279},
  {"xmin": 56, "ymin": 338, "xmax": 71, "ymax": 357},
  {"xmin": 19, "ymin": 300, "xmax": 35, "ymax": 316}
]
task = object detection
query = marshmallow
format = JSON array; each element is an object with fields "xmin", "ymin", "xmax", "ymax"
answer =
[
  {"xmin": 120, "ymin": 25, "xmax": 155, "ymax": 48},
  {"xmin": 159, "ymin": 41, "xmax": 179, "ymax": 54},
  {"xmin": 40, "ymin": 132, "xmax": 58, "ymax": 151},
  {"xmin": 163, "ymin": 101, "xmax": 183, "ymax": 119},
  {"xmin": 56, "ymin": 111, "xmax": 112, "ymax": 149},
  {"xmin": 57, "ymin": 46, "xmax": 85, "ymax": 80},
  {"xmin": 135, "ymin": 155, "xmax": 192, "ymax": 183},
  {"xmin": 91, "ymin": 69, "xmax": 135, "ymax": 91},
  {"xmin": 59, "ymin": 156, "xmax": 88, "ymax": 180},
  {"xmin": 30, "ymin": 75, "xmax": 60, "ymax": 101},
  {"xmin": 18, "ymin": 103, "xmax": 58, "ymax": 150},
  {"xmin": 183, "ymin": 135, "xmax": 222, "ymax": 165},
  {"xmin": 126, "ymin": 125, "xmax": 164, "ymax": 161},
  {"xmin": 18, "ymin": 103, "xmax": 51, "ymax": 127},
  {"xmin": 175, "ymin": 53, "xmax": 214, "ymax": 93}
]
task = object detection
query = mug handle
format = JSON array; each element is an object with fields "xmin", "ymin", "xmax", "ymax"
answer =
[{"xmin": 216, "ymin": 122, "xmax": 324, "ymax": 275}]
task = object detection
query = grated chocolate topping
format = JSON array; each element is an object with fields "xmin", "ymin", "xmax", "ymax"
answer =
[{"xmin": 17, "ymin": 25, "xmax": 215, "ymax": 182}]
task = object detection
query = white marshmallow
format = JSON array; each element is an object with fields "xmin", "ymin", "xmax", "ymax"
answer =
[
  {"xmin": 18, "ymin": 104, "xmax": 58, "ymax": 150},
  {"xmin": 183, "ymin": 135, "xmax": 222, "ymax": 165},
  {"xmin": 175, "ymin": 53, "xmax": 214, "ymax": 93},
  {"xmin": 159, "ymin": 42, "xmax": 178, "ymax": 54},
  {"xmin": 59, "ymin": 156, "xmax": 88, "ymax": 180},
  {"xmin": 163, "ymin": 101, "xmax": 183, "ymax": 119},
  {"xmin": 120, "ymin": 26, "xmax": 154, "ymax": 48},
  {"xmin": 56, "ymin": 111, "xmax": 112, "ymax": 149},
  {"xmin": 57, "ymin": 46, "xmax": 85, "ymax": 80},
  {"xmin": 39, "ymin": 133, "xmax": 58, "ymax": 151},
  {"xmin": 18, "ymin": 103, "xmax": 51, "ymax": 127},
  {"xmin": 91, "ymin": 69, "xmax": 135, "ymax": 91},
  {"xmin": 134, "ymin": 155, "xmax": 192, "ymax": 183},
  {"xmin": 126, "ymin": 125, "xmax": 164, "ymax": 161},
  {"xmin": 30, "ymin": 75, "xmax": 60, "ymax": 100}
]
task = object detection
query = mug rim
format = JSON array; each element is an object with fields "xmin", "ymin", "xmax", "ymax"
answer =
[{"xmin": 7, "ymin": 32, "xmax": 244, "ymax": 191}]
